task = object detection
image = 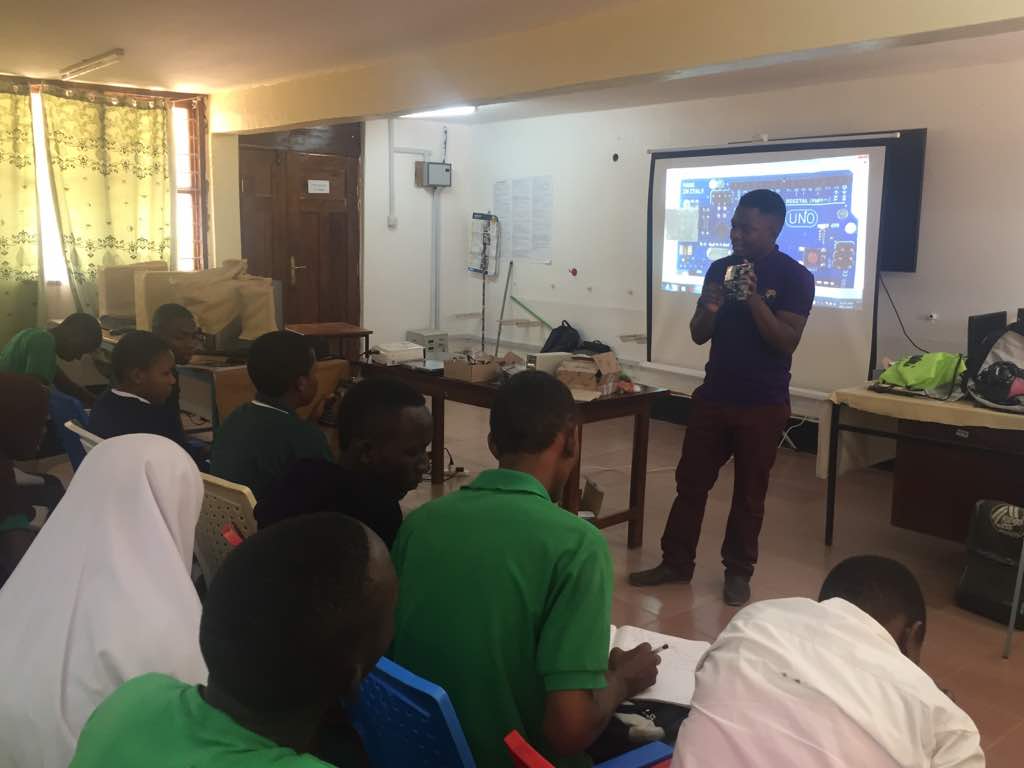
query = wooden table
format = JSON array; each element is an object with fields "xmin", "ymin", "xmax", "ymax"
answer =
[
  {"xmin": 823, "ymin": 386, "xmax": 1024, "ymax": 545},
  {"xmin": 357, "ymin": 362, "xmax": 667, "ymax": 548},
  {"xmin": 285, "ymin": 322, "xmax": 372, "ymax": 360}
]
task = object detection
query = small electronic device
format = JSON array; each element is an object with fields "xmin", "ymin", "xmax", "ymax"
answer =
[
  {"xmin": 526, "ymin": 352, "xmax": 572, "ymax": 375},
  {"xmin": 371, "ymin": 341, "xmax": 425, "ymax": 366},
  {"xmin": 723, "ymin": 261, "xmax": 754, "ymax": 301},
  {"xmin": 414, "ymin": 161, "xmax": 452, "ymax": 188},
  {"xmin": 406, "ymin": 329, "xmax": 449, "ymax": 359}
]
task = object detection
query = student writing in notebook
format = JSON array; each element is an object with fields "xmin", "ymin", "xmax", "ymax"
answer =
[
  {"xmin": 88, "ymin": 331, "xmax": 187, "ymax": 446},
  {"xmin": 209, "ymin": 331, "xmax": 330, "ymax": 499},
  {"xmin": 391, "ymin": 371, "xmax": 660, "ymax": 768},
  {"xmin": 70, "ymin": 513, "xmax": 397, "ymax": 768},
  {"xmin": 673, "ymin": 555, "xmax": 984, "ymax": 767},
  {"xmin": 0, "ymin": 313, "xmax": 102, "ymax": 406},
  {"xmin": 254, "ymin": 376, "xmax": 431, "ymax": 547}
]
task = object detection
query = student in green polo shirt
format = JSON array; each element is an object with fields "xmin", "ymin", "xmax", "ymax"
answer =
[
  {"xmin": 209, "ymin": 330, "xmax": 331, "ymax": 499},
  {"xmin": 70, "ymin": 513, "xmax": 398, "ymax": 768},
  {"xmin": 0, "ymin": 313, "xmax": 102, "ymax": 406},
  {"xmin": 391, "ymin": 371, "xmax": 661, "ymax": 768}
]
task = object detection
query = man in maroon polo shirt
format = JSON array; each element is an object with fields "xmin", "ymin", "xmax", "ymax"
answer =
[{"xmin": 631, "ymin": 189, "xmax": 815, "ymax": 606}]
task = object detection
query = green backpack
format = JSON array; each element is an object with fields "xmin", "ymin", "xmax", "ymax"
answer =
[{"xmin": 877, "ymin": 352, "xmax": 966, "ymax": 399}]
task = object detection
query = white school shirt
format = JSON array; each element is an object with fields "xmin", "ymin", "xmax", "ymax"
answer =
[{"xmin": 673, "ymin": 597, "xmax": 984, "ymax": 768}]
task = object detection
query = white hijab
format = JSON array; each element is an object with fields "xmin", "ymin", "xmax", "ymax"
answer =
[{"xmin": 0, "ymin": 434, "xmax": 207, "ymax": 768}]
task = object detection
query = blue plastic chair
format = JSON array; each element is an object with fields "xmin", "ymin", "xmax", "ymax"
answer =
[{"xmin": 350, "ymin": 657, "xmax": 477, "ymax": 768}]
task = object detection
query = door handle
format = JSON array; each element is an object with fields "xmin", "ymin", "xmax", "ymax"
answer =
[{"xmin": 289, "ymin": 256, "xmax": 307, "ymax": 286}]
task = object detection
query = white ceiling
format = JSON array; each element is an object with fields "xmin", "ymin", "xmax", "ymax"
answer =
[
  {"xmin": 0, "ymin": 0, "xmax": 629, "ymax": 92},
  {"xmin": 457, "ymin": 29, "xmax": 1024, "ymax": 124}
]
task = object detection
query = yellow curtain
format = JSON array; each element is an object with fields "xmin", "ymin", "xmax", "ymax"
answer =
[
  {"xmin": 42, "ymin": 87, "xmax": 171, "ymax": 315},
  {"xmin": 0, "ymin": 82, "xmax": 42, "ymax": 346}
]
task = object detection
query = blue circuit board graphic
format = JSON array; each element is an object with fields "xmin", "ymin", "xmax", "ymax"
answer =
[{"xmin": 668, "ymin": 171, "xmax": 860, "ymax": 290}]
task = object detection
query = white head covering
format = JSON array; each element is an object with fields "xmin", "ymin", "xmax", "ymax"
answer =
[{"xmin": 0, "ymin": 434, "xmax": 207, "ymax": 768}]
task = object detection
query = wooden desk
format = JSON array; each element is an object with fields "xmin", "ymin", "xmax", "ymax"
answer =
[
  {"xmin": 285, "ymin": 322, "xmax": 372, "ymax": 360},
  {"xmin": 357, "ymin": 362, "xmax": 666, "ymax": 548},
  {"xmin": 180, "ymin": 358, "xmax": 350, "ymax": 429},
  {"xmin": 823, "ymin": 386, "xmax": 1024, "ymax": 545}
]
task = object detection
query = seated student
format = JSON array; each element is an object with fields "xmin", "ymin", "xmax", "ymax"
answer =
[
  {"xmin": 672, "ymin": 555, "xmax": 984, "ymax": 767},
  {"xmin": 151, "ymin": 302, "xmax": 199, "ymax": 428},
  {"xmin": 0, "ymin": 313, "xmax": 102, "ymax": 406},
  {"xmin": 391, "ymin": 371, "xmax": 660, "ymax": 768},
  {"xmin": 87, "ymin": 330, "xmax": 184, "ymax": 445},
  {"xmin": 0, "ymin": 373, "xmax": 51, "ymax": 586},
  {"xmin": 69, "ymin": 513, "xmax": 398, "ymax": 767},
  {"xmin": 210, "ymin": 330, "xmax": 330, "ymax": 499},
  {"xmin": 0, "ymin": 435, "xmax": 207, "ymax": 768},
  {"xmin": 254, "ymin": 377, "xmax": 431, "ymax": 546}
]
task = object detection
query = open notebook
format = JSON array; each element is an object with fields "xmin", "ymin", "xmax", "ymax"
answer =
[{"xmin": 610, "ymin": 625, "xmax": 711, "ymax": 706}]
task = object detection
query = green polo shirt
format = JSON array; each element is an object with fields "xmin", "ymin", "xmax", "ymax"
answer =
[
  {"xmin": 70, "ymin": 674, "xmax": 334, "ymax": 767},
  {"xmin": 391, "ymin": 469, "xmax": 613, "ymax": 768},
  {"xmin": 0, "ymin": 328, "xmax": 57, "ymax": 384},
  {"xmin": 209, "ymin": 400, "xmax": 331, "ymax": 500}
]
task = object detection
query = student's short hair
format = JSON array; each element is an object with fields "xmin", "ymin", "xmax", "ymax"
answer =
[
  {"xmin": 489, "ymin": 371, "xmax": 576, "ymax": 456},
  {"xmin": 199, "ymin": 513, "xmax": 371, "ymax": 714},
  {"xmin": 151, "ymin": 303, "xmax": 195, "ymax": 335},
  {"xmin": 110, "ymin": 330, "xmax": 173, "ymax": 383},
  {"xmin": 60, "ymin": 313, "xmax": 102, "ymax": 347},
  {"xmin": 819, "ymin": 555, "xmax": 927, "ymax": 636},
  {"xmin": 738, "ymin": 189, "xmax": 787, "ymax": 223},
  {"xmin": 337, "ymin": 377, "xmax": 426, "ymax": 450},
  {"xmin": 246, "ymin": 331, "xmax": 315, "ymax": 397}
]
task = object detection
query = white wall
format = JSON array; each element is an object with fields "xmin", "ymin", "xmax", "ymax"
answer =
[
  {"xmin": 362, "ymin": 119, "xmax": 474, "ymax": 345},
  {"xmin": 208, "ymin": 134, "xmax": 241, "ymax": 267},
  {"xmin": 359, "ymin": 57, "xmax": 1024, "ymax": 413}
]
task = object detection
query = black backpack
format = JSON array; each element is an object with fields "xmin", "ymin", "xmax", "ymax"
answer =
[
  {"xmin": 966, "ymin": 322, "xmax": 1024, "ymax": 412},
  {"xmin": 956, "ymin": 500, "xmax": 1024, "ymax": 629},
  {"xmin": 541, "ymin": 321, "xmax": 582, "ymax": 353}
]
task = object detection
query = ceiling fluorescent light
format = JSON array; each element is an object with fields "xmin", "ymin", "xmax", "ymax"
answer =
[
  {"xmin": 402, "ymin": 105, "xmax": 476, "ymax": 119},
  {"xmin": 59, "ymin": 48, "xmax": 125, "ymax": 81}
]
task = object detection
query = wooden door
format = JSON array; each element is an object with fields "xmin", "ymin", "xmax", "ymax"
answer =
[
  {"xmin": 239, "ymin": 148, "xmax": 285, "ymax": 283},
  {"xmin": 284, "ymin": 152, "xmax": 360, "ymax": 324},
  {"xmin": 238, "ymin": 130, "xmax": 361, "ymax": 326}
]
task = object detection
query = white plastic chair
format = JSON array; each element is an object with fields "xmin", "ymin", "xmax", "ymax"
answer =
[
  {"xmin": 63, "ymin": 420, "xmax": 104, "ymax": 455},
  {"xmin": 195, "ymin": 473, "xmax": 257, "ymax": 585}
]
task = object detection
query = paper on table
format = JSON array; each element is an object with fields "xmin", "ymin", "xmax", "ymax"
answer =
[{"xmin": 610, "ymin": 625, "xmax": 710, "ymax": 706}]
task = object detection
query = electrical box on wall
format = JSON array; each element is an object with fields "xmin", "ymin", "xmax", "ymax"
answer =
[{"xmin": 414, "ymin": 161, "xmax": 452, "ymax": 188}]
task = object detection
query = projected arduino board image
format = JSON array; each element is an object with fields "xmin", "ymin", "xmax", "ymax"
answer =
[{"xmin": 660, "ymin": 154, "xmax": 871, "ymax": 309}]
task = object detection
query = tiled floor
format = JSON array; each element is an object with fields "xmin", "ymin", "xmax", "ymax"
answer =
[{"xmin": 403, "ymin": 402, "xmax": 1024, "ymax": 765}]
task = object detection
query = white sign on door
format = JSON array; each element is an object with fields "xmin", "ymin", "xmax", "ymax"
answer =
[{"xmin": 307, "ymin": 179, "xmax": 330, "ymax": 194}]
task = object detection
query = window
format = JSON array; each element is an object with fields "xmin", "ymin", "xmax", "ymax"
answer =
[
  {"xmin": 26, "ymin": 87, "xmax": 207, "ymax": 282},
  {"xmin": 172, "ymin": 99, "xmax": 207, "ymax": 272}
]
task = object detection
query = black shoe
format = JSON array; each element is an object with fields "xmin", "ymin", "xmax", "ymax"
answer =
[
  {"xmin": 628, "ymin": 562, "xmax": 692, "ymax": 587},
  {"xmin": 723, "ymin": 572, "xmax": 751, "ymax": 606}
]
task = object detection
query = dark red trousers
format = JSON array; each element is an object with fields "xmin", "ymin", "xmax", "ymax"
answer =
[{"xmin": 661, "ymin": 396, "xmax": 790, "ymax": 580}]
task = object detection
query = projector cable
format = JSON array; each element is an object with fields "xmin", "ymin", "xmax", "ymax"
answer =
[{"xmin": 878, "ymin": 273, "xmax": 929, "ymax": 354}]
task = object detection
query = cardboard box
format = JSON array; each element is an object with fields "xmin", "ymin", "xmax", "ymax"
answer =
[
  {"xmin": 444, "ymin": 356, "xmax": 500, "ymax": 383},
  {"xmin": 556, "ymin": 352, "xmax": 621, "ymax": 394}
]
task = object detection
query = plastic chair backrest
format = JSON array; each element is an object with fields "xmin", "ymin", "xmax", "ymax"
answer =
[
  {"xmin": 195, "ymin": 472, "xmax": 257, "ymax": 584},
  {"xmin": 351, "ymin": 657, "xmax": 476, "ymax": 768},
  {"xmin": 62, "ymin": 418, "xmax": 102, "ymax": 468},
  {"xmin": 504, "ymin": 730, "xmax": 675, "ymax": 768}
]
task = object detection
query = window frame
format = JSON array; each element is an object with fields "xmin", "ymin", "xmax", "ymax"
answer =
[{"xmin": 171, "ymin": 96, "xmax": 210, "ymax": 271}]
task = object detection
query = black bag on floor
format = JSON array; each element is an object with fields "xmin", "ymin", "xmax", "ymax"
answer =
[
  {"xmin": 540, "ymin": 320, "xmax": 581, "ymax": 353},
  {"xmin": 955, "ymin": 500, "xmax": 1024, "ymax": 629}
]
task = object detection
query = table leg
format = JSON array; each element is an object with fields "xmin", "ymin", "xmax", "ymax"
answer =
[
  {"xmin": 431, "ymin": 393, "xmax": 445, "ymax": 485},
  {"xmin": 561, "ymin": 422, "xmax": 584, "ymax": 512},
  {"xmin": 1003, "ymin": 538, "xmax": 1024, "ymax": 659},
  {"xmin": 825, "ymin": 402, "xmax": 841, "ymax": 546},
  {"xmin": 627, "ymin": 404, "xmax": 651, "ymax": 549}
]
